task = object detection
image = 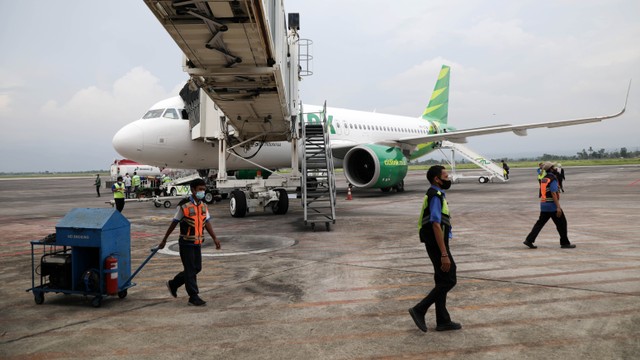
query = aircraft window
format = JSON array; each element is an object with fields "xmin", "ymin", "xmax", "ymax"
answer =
[
  {"xmin": 336, "ymin": 122, "xmax": 341, "ymax": 128},
  {"xmin": 366, "ymin": 125, "xmax": 370, "ymax": 130},
  {"xmin": 142, "ymin": 109, "xmax": 164, "ymax": 119},
  {"xmin": 349, "ymin": 124, "xmax": 353, "ymax": 129},
  {"xmin": 358, "ymin": 124, "xmax": 362, "ymax": 130},
  {"xmin": 163, "ymin": 108, "xmax": 179, "ymax": 119}
]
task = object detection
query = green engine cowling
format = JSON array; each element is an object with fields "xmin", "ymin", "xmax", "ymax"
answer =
[
  {"xmin": 343, "ymin": 144, "xmax": 408, "ymax": 188},
  {"xmin": 233, "ymin": 169, "xmax": 272, "ymax": 179}
]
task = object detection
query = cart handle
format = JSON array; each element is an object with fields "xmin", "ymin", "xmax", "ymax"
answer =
[{"xmin": 121, "ymin": 247, "xmax": 160, "ymax": 289}]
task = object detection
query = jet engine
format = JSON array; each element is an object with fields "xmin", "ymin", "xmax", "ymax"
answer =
[{"xmin": 343, "ymin": 144, "xmax": 408, "ymax": 189}]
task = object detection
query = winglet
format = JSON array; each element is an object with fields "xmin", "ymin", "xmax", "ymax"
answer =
[
  {"xmin": 623, "ymin": 79, "xmax": 632, "ymax": 112},
  {"xmin": 607, "ymin": 79, "xmax": 631, "ymax": 119}
]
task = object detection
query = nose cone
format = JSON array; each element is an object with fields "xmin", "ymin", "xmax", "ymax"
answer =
[{"xmin": 112, "ymin": 122, "xmax": 144, "ymax": 159}]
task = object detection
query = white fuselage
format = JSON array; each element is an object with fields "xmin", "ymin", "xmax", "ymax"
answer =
[{"xmin": 112, "ymin": 98, "xmax": 436, "ymax": 170}]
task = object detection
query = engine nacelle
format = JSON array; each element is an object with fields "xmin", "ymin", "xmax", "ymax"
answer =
[{"xmin": 343, "ymin": 144, "xmax": 408, "ymax": 188}]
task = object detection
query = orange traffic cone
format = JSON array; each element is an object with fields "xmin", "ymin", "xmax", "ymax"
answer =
[{"xmin": 346, "ymin": 185, "xmax": 353, "ymax": 200}]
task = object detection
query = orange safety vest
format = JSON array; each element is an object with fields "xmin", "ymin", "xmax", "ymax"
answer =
[
  {"xmin": 178, "ymin": 200, "xmax": 208, "ymax": 244},
  {"xmin": 540, "ymin": 174, "xmax": 558, "ymax": 203}
]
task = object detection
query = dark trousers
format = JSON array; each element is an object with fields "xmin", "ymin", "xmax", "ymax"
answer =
[
  {"xmin": 525, "ymin": 211, "xmax": 570, "ymax": 245},
  {"xmin": 414, "ymin": 228, "xmax": 457, "ymax": 325},
  {"xmin": 96, "ymin": 185, "xmax": 101, "ymax": 197},
  {"xmin": 114, "ymin": 198, "xmax": 125, "ymax": 212},
  {"xmin": 171, "ymin": 243, "xmax": 202, "ymax": 298}
]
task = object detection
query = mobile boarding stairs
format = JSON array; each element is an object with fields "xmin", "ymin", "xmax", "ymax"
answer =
[{"xmin": 438, "ymin": 140, "xmax": 507, "ymax": 183}]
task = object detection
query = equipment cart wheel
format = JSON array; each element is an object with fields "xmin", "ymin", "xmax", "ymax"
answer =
[
  {"xmin": 118, "ymin": 289, "xmax": 128, "ymax": 299},
  {"xmin": 229, "ymin": 190, "xmax": 247, "ymax": 218},
  {"xmin": 91, "ymin": 296, "xmax": 102, "ymax": 308},
  {"xmin": 34, "ymin": 291, "xmax": 44, "ymax": 305},
  {"xmin": 311, "ymin": 223, "xmax": 316, "ymax": 232},
  {"xmin": 154, "ymin": 201, "xmax": 162, "ymax": 208},
  {"xmin": 204, "ymin": 191, "xmax": 214, "ymax": 204},
  {"xmin": 271, "ymin": 189, "xmax": 289, "ymax": 215},
  {"xmin": 163, "ymin": 201, "xmax": 172, "ymax": 208}
]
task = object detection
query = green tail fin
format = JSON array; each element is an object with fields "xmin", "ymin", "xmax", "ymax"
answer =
[{"xmin": 421, "ymin": 65, "xmax": 450, "ymax": 124}]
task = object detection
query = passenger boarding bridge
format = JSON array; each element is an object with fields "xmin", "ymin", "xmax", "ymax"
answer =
[
  {"xmin": 145, "ymin": 0, "xmax": 300, "ymax": 142},
  {"xmin": 144, "ymin": 0, "xmax": 336, "ymax": 226}
]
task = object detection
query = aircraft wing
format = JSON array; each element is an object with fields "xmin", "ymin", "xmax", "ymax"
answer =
[
  {"xmin": 330, "ymin": 139, "xmax": 359, "ymax": 159},
  {"xmin": 398, "ymin": 89, "xmax": 629, "ymax": 146}
]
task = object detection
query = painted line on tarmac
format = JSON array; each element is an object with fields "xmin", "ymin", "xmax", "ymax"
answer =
[{"xmin": 158, "ymin": 240, "xmax": 295, "ymax": 257}]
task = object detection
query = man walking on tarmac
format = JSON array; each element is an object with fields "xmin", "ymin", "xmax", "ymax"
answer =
[
  {"xmin": 131, "ymin": 172, "xmax": 141, "ymax": 198},
  {"xmin": 158, "ymin": 178, "xmax": 221, "ymax": 306},
  {"xmin": 409, "ymin": 165, "xmax": 462, "ymax": 333},
  {"xmin": 523, "ymin": 162, "xmax": 576, "ymax": 249},
  {"xmin": 94, "ymin": 174, "xmax": 101, "ymax": 197}
]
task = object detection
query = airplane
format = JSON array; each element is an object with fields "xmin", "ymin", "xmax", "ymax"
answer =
[{"xmin": 112, "ymin": 65, "xmax": 629, "ymax": 193}]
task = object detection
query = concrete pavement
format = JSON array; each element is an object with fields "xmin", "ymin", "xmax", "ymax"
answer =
[{"xmin": 1, "ymin": 166, "xmax": 639, "ymax": 359}]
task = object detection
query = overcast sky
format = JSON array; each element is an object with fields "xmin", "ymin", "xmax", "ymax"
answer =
[{"xmin": 1, "ymin": 0, "xmax": 638, "ymax": 172}]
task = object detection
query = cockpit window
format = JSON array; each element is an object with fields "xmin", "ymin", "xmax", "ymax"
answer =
[
  {"xmin": 142, "ymin": 109, "xmax": 164, "ymax": 119},
  {"xmin": 163, "ymin": 108, "xmax": 179, "ymax": 119}
]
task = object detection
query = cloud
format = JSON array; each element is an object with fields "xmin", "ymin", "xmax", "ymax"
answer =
[
  {"xmin": 462, "ymin": 18, "xmax": 536, "ymax": 49},
  {"xmin": 41, "ymin": 66, "xmax": 177, "ymax": 125},
  {"xmin": 0, "ymin": 93, "xmax": 11, "ymax": 114},
  {"xmin": 1, "ymin": 67, "xmax": 184, "ymax": 171}
]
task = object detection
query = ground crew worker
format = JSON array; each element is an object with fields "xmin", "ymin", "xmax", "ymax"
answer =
[
  {"xmin": 158, "ymin": 178, "xmax": 221, "ymax": 306},
  {"xmin": 501, "ymin": 160, "xmax": 510, "ymax": 180},
  {"xmin": 132, "ymin": 172, "xmax": 141, "ymax": 198},
  {"xmin": 124, "ymin": 173, "xmax": 132, "ymax": 198},
  {"xmin": 537, "ymin": 163, "xmax": 546, "ymax": 197},
  {"xmin": 94, "ymin": 174, "xmax": 101, "ymax": 197},
  {"xmin": 555, "ymin": 164, "xmax": 565, "ymax": 192},
  {"xmin": 409, "ymin": 165, "xmax": 462, "ymax": 333},
  {"xmin": 523, "ymin": 162, "xmax": 576, "ymax": 249},
  {"xmin": 111, "ymin": 176, "xmax": 125, "ymax": 212}
]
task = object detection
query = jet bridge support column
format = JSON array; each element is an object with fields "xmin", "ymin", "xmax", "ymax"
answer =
[{"xmin": 216, "ymin": 115, "xmax": 227, "ymax": 182}]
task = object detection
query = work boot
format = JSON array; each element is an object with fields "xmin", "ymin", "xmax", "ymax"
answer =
[
  {"xmin": 523, "ymin": 240, "xmax": 537, "ymax": 249},
  {"xmin": 188, "ymin": 296, "xmax": 207, "ymax": 306},
  {"xmin": 408, "ymin": 307, "xmax": 427, "ymax": 332},
  {"xmin": 561, "ymin": 244, "xmax": 576, "ymax": 249},
  {"xmin": 435, "ymin": 321, "xmax": 462, "ymax": 331},
  {"xmin": 166, "ymin": 281, "xmax": 177, "ymax": 298}
]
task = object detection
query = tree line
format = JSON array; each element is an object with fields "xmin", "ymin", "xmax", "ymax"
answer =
[{"xmin": 412, "ymin": 146, "xmax": 640, "ymax": 165}]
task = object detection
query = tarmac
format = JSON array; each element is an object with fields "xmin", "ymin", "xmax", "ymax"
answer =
[{"xmin": 1, "ymin": 166, "xmax": 639, "ymax": 359}]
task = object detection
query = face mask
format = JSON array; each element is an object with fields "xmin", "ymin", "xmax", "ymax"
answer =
[
  {"xmin": 195, "ymin": 191, "xmax": 205, "ymax": 200},
  {"xmin": 439, "ymin": 178, "xmax": 452, "ymax": 190}
]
